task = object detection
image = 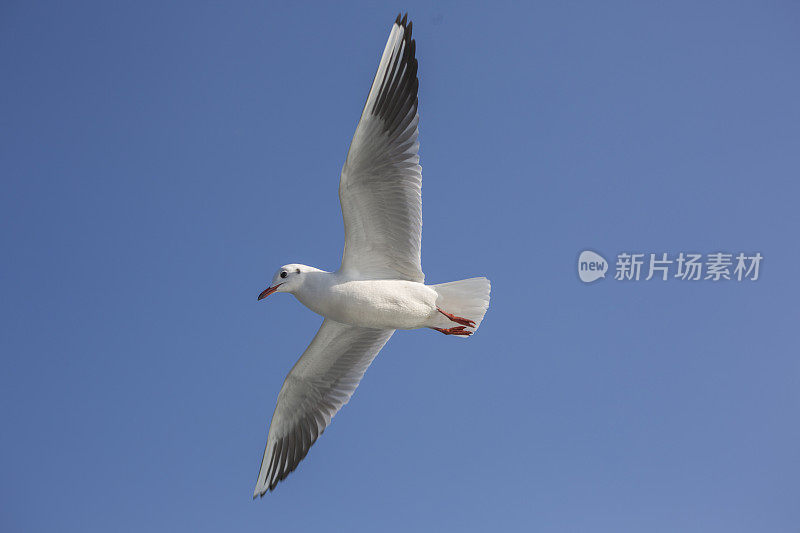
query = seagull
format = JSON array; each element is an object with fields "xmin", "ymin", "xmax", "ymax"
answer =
[{"xmin": 253, "ymin": 13, "xmax": 491, "ymax": 497}]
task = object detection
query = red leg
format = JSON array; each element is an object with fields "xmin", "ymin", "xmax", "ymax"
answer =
[
  {"xmin": 431, "ymin": 326, "xmax": 473, "ymax": 336},
  {"xmin": 437, "ymin": 307, "xmax": 476, "ymax": 328}
]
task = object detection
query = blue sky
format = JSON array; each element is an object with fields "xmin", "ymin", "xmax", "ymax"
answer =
[{"xmin": 2, "ymin": 1, "xmax": 799, "ymax": 531}]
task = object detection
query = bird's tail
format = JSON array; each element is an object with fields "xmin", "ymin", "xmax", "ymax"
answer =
[{"xmin": 431, "ymin": 277, "xmax": 491, "ymax": 336}]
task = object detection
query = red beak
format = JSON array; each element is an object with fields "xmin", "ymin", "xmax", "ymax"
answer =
[{"xmin": 257, "ymin": 284, "xmax": 283, "ymax": 301}]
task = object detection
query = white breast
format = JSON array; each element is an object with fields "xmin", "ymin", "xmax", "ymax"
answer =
[{"xmin": 297, "ymin": 277, "xmax": 438, "ymax": 330}]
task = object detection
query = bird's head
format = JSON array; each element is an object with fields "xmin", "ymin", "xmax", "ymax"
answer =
[{"xmin": 258, "ymin": 264, "xmax": 310, "ymax": 300}]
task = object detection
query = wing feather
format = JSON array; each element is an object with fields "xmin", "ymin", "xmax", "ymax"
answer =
[
  {"xmin": 253, "ymin": 320, "xmax": 394, "ymax": 496},
  {"xmin": 339, "ymin": 14, "xmax": 424, "ymax": 282}
]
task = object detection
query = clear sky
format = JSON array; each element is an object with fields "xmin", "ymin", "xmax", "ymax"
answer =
[{"xmin": 2, "ymin": 1, "xmax": 799, "ymax": 531}]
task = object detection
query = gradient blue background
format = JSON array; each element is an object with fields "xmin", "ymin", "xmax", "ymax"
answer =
[{"xmin": 2, "ymin": 1, "xmax": 798, "ymax": 531}]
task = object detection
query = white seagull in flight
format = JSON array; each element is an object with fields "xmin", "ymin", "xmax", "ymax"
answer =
[{"xmin": 253, "ymin": 14, "xmax": 491, "ymax": 496}]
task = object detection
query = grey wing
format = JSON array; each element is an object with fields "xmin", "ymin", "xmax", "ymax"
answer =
[
  {"xmin": 253, "ymin": 319, "xmax": 394, "ymax": 496},
  {"xmin": 339, "ymin": 14, "xmax": 424, "ymax": 283}
]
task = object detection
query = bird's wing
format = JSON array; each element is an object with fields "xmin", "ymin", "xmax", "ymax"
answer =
[
  {"xmin": 339, "ymin": 14, "xmax": 424, "ymax": 283},
  {"xmin": 253, "ymin": 319, "xmax": 394, "ymax": 496}
]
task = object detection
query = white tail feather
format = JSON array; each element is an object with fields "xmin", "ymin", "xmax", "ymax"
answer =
[{"xmin": 431, "ymin": 277, "xmax": 491, "ymax": 336}]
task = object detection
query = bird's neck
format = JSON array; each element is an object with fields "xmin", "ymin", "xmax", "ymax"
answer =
[
  {"xmin": 292, "ymin": 269, "xmax": 337, "ymax": 312},
  {"xmin": 295, "ymin": 268, "xmax": 335, "ymax": 293}
]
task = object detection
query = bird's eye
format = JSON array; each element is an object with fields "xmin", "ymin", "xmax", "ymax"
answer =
[{"xmin": 280, "ymin": 271, "xmax": 288, "ymax": 279}]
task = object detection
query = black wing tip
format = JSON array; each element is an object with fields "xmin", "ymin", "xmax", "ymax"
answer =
[
  {"xmin": 395, "ymin": 12, "xmax": 411, "ymax": 33},
  {"xmin": 372, "ymin": 12, "xmax": 419, "ymax": 132},
  {"xmin": 255, "ymin": 422, "xmax": 322, "ymax": 496},
  {"xmin": 396, "ymin": 13, "xmax": 414, "ymax": 45}
]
